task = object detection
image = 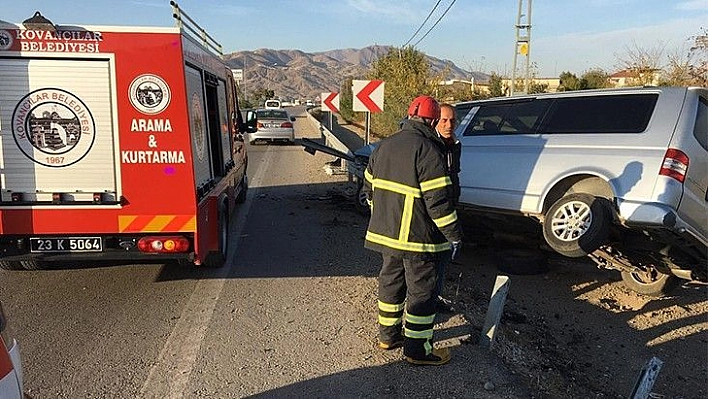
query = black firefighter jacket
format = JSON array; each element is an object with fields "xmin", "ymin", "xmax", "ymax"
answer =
[{"xmin": 363, "ymin": 119, "xmax": 464, "ymax": 256}]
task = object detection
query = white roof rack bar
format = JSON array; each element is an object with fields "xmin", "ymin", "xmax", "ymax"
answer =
[{"xmin": 170, "ymin": 0, "xmax": 223, "ymax": 55}]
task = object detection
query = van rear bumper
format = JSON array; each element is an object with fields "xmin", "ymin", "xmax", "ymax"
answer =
[
  {"xmin": 620, "ymin": 201, "xmax": 707, "ymax": 250},
  {"xmin": 620, "ymin": 201, "xmax": 677, "ymax": 228}
]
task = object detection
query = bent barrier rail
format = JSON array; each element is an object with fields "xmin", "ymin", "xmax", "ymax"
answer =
[{"xmin": 305, "ymin": 110, "xmax": 352, "ymax": 158}]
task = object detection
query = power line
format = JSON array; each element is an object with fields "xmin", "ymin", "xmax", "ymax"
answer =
[
  {"xmin": 412, "ymin": 0, "xmax": 456, "ymax": 47},
  {"xmin": 402, "ymin": 0, "xmax": 442, "ymax": 48}
]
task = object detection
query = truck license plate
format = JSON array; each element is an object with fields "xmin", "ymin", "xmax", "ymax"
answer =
[{"xmin": 30, "ymin": 237, "xmax": 103, "ymax": 253}]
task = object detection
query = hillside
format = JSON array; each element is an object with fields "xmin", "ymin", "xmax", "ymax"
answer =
[{"xmin": 222, "ymin": 45, "xmax": 488, "ymax": 101}]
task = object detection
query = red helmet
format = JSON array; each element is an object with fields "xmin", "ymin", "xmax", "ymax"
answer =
[{"xmin": 407, "ymin": 95, "xmax": 440, "ymax": 120}]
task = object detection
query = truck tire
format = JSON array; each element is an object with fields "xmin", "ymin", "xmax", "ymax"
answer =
[
  {"xmin": 542, "ymin": 193, "xmax": 611, "ymax": 258},
  {"xmin": 620, "ymin": 269, "xmax": 678, "ymax": 297},
  {"xmin": 0, "ymin": 261, "xmax": 23, "ymax": 270},
  {"xmin": 236, "ymin": 175, "xmax": 248, "ymax": 204},
  {"xmin": 203, "ymin": 204, "xmax": 229, "ymax": 268}
]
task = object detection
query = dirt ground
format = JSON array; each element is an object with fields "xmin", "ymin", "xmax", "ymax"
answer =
[
  {"xmin": 322, "ymin": 112, "xmax": 707, "ymax": 399},
  {"xmin": 439, "ymin": 213, "xmax": 708, "ymax": 399}
]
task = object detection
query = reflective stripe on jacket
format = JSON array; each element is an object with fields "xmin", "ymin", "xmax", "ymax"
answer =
[{"xmin": 363, "ymin": 119, "xmax": 463, "ymax": 255}]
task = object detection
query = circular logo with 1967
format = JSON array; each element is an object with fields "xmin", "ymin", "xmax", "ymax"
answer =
[
  {"xmin": 11, "ymin": 88, "xmax": 96, "ymax": 167},
  {"xmin": 128, "ymin": 74, "xmax": 171, "ymax": 115},
  {"xmin": 0, "ymin": 29, "xmax": 13, "ymax": 50}
]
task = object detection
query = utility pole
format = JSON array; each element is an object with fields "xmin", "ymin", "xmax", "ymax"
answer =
[{"xmin": 510, "ymin": 0, "xmax": 532, "ymax": 96}]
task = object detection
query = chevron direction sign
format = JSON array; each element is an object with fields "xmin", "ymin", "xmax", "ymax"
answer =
[
  {"xmin": 352, "ymin": 80, "xmax": 384, "ymax": 113},
  {"xmin": 320, "ymin": 92, "xmax": 340, "ymax": 113}
]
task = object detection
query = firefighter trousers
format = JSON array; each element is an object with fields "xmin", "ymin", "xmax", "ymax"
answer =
[{"xmin": 377, "ymin": 252, "xmax": 441, "ymax": 359}]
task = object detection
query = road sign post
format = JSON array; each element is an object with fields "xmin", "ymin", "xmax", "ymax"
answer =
[{"xmin": 352, "ymin": 80, "xmax": 384, "ymax": 145}]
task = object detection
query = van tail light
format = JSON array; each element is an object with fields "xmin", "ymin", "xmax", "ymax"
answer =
[
  {"xmin": 280, "ymin": 121, "xmax": 293, "ymax": 128},
  {"xmin": 659, "ymin": 148, "xmax": 689, "ymax": 183},
  {"xmin": 257, "ymin": 122, "xmax": 264, "ymax": 128},
  {"xmin": 137, "ymin": 236, "xmax": 190, "ymax": 253}
]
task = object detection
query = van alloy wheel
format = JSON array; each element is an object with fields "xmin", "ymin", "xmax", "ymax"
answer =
[{"xmin": 543, "ymin": 193, "xmax": 611, "ymax": 258}]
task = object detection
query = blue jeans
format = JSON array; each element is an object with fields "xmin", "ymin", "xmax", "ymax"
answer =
[{"xmin": 434, "ymin": 251, "xmax": 452, "ymax": 298}]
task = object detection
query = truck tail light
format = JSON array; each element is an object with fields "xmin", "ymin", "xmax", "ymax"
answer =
[
  {"xmin": 281, "ymin": 121, "xmax": 293, "ymax": 128},
  {"xmin": 659, "ymin": 148, "xmax": 689, "ymax": 183},
  {"xmin": 137, "ymin": 236, "xmax": 190, "ymax": 253}
]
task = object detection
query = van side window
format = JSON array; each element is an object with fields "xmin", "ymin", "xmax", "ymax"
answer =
[
  {"xmin": 694, "ymin": 96, "xmax": 708, "ymax": 151},
  {"xmin": 541, "ymin": 94, "xmax": 658, "ymax": 134},
  {"xmin": 462, "ymin": 100, "xmax": 549, "ymax": 136}
]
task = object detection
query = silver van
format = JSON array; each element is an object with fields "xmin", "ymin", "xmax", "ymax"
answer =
[{"xmin": 455, "ymin": 86, "xmax": 707, "ymax": 296}]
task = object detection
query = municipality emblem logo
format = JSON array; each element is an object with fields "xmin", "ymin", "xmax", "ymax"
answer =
[
  {"xmin": 0, "ymin": 30, "xmax": 12, "ymax": 50},
  {"xmin": 128, "ymin": 74, "xmax": 171, "ymax": 115},
  {"xmin": 11, "ymin": 88, "xmax": 96, "ymax": 167}
]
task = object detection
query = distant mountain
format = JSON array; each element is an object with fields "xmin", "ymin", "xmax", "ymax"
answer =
[{"xmin": 222, "ymin": 45, "xmax": 488, "ymax": 101}]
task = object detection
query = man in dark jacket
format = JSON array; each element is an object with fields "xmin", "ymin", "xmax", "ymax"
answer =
[
  {"xmin": 433, "ymin": 103, "xmax": 462, "ymax": 313},
  {"xmin": 363, "ymin": 95, "xmax": 463, "ymax": 366}
]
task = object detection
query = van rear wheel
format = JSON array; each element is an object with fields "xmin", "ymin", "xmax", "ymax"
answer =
[
  {"xmin": 620, "ymin": 268, "xmax": 678, "ymax": 297},
  {"xmin": 542, "ymin": 193, "xmax": 611, "ymax": 258}
]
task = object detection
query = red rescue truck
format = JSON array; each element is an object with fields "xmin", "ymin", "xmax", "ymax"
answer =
[{"xmin": 0, "ymin": 3, "xmax": 254, "ymax": 269}]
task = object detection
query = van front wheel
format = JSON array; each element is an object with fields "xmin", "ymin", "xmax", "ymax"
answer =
[{"xmin": 542, "ymin": 193, "xmax": 611, "ymax": 258}]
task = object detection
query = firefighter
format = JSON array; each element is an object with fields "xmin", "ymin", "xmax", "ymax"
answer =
[
  {"xmin": 433, "ymin": 103, "xmax": 462, "ymax": 314},
  {"xmin": 363, "ymin": 95, "xmax": 463, "ymax": 366}
]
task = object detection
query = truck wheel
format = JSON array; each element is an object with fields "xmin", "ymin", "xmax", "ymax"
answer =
[
  {"xmin": 0, "ymin": 261, "xmax": 23, "ymax": 270},
  {"xmin": 621, "ymin": 268, "xmax": 678, "ymax": 297},
  {"xmin": 354, "ymin": 182, "xmax": 370, "ymax": 216},
  {"xmin": 204, "ymin": 205, "xmax": 229, "ymax": 268},
  {"xmin": 236, "ymin": 175, "xmax": 248, "ymax": 204},
  {"xmin": 20, "ymin": 260, "xmax": 43, "ymax": 270},
  {"xmin": 542, "ymin": 193, "xmax": 611, "ymax": 258}
]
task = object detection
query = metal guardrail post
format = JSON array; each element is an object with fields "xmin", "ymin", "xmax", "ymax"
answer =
[
  {"xmin": 629, "ymin": 357, "xmax": 664, "ymax": 399},
  {"xmin": 479, "ymin": 275, "xmax": 510, "ymax": 350}
]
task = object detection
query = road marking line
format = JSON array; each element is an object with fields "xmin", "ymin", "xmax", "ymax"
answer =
[{"xmin": 140, "ymin": 146, "xmax": 275, "ymax": 398}]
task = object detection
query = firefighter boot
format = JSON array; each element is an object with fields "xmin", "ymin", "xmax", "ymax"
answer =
[
  {"xmin": 404, "ymin": 346, "xmax": 451, "ymax": 366},
  {"xmin": 378, "ymin": 333, "xmax": 404, "ymax": 350}
]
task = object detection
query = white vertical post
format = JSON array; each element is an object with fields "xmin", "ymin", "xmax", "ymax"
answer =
[
  {"xmin": 479, "ymin": 275, "xmax": 510, "ymax": 350},
  {"xmin": 365, "ymin": 112, "xmax": 371, "ymax": 145},
  {"xmin": 630, "ymin": 357, "xmax": 664, "ymax": 399}
]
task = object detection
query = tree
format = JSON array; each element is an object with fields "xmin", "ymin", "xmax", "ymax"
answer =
[
  {"xmin": 366, "ymin": 46, "xmax": 438, "ymax": 137},
  {"xmin": 249, "ymin": 87, "xmax": 275, "ymax": 108},
  {"xmin": 660, "ymin": 27, "xmax": 707, "ymax": 86},
  {"xmin": 615, "ymin": 41, "xmax": 665, "ymax": 86},
  {"xmin": 580, "ymin": 69, "xmax": 611, "ymax": 89},
  {"xmin": 558, "ymin": 71, "xmax": 582, "ymax": 91},
  {"xmin": 488, "ymin": 73, "xmax": 505, "ymax": 97},
  {"xmin": 339, "ymin": 76, "xmax": 355, "ymax": 122}
]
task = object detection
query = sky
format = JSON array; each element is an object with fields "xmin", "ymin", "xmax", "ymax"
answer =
[{"xmin": 3, "ymin": 0, "xmax": 707, "ymax": 77}]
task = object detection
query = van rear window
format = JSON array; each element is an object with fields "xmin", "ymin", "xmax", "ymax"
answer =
[{"xmin": 541, "ymin": 94, "xmax": 658, "ymax": 134}]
